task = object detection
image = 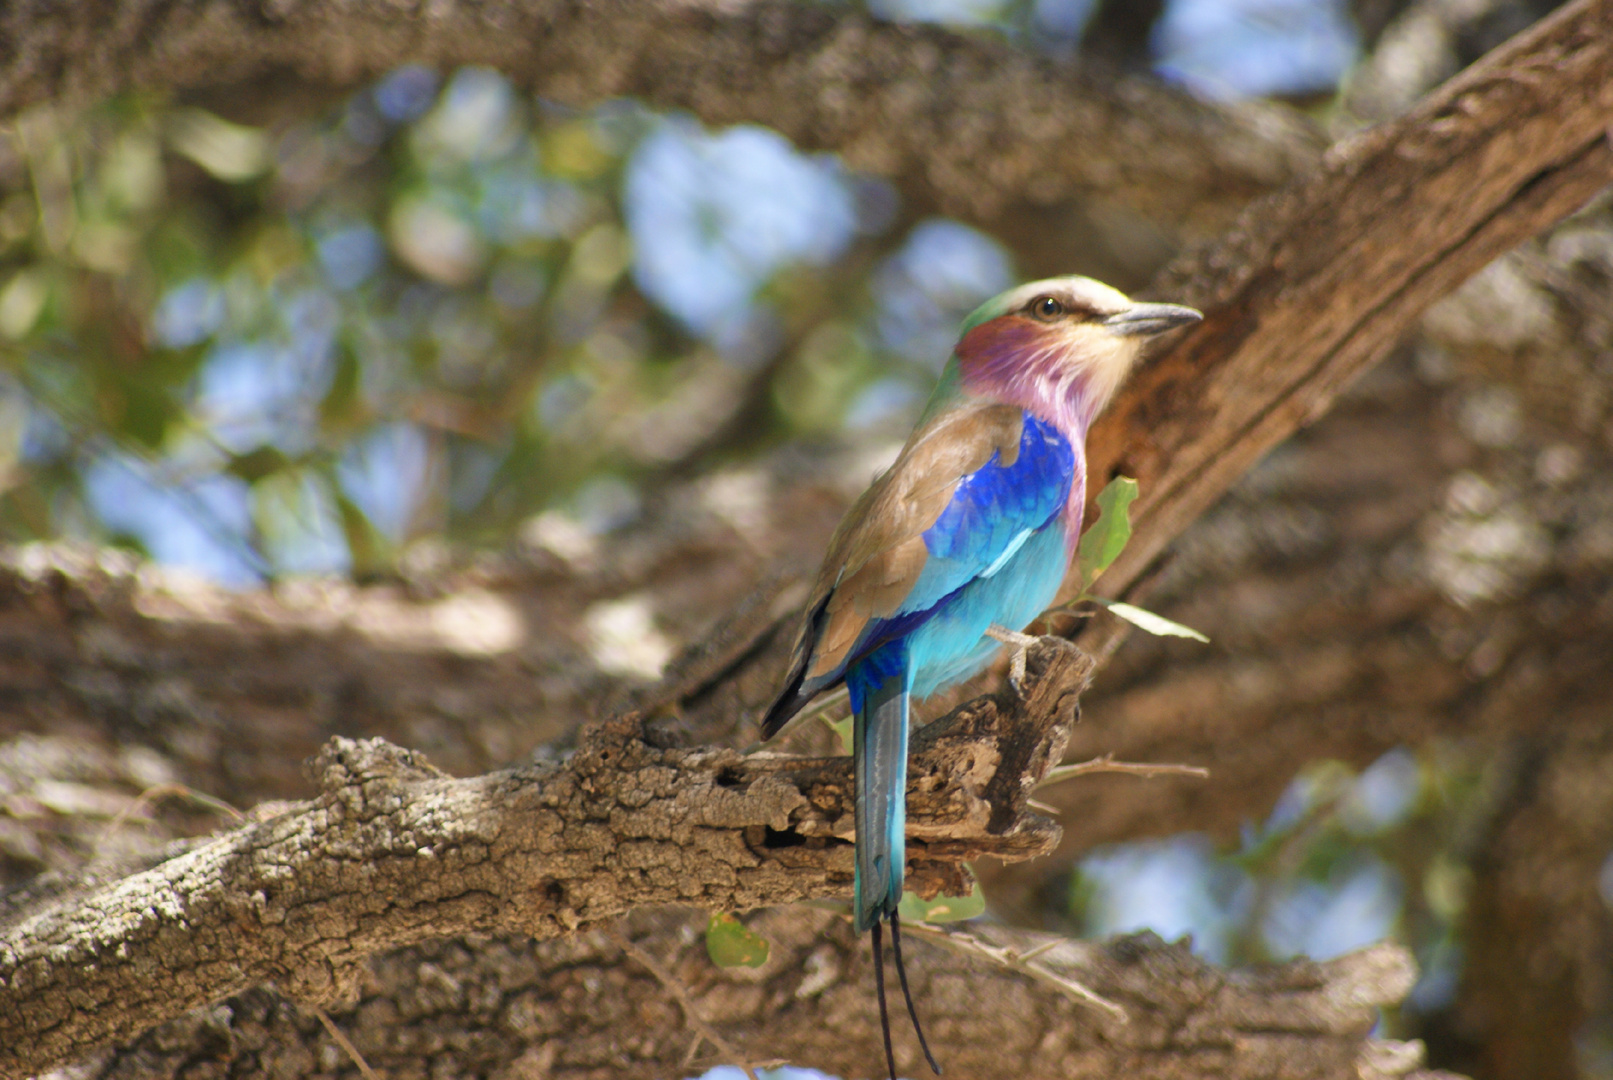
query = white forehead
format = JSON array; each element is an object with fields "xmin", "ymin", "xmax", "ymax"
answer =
[{"xmin": 996, "ymin": 276, "xmax": 1134, "ymax": 317}]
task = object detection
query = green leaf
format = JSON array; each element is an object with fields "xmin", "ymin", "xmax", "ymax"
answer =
[
  {"xmin": 333, "ymin": 490, "xmax": 386, "ymax": 580},
  {"xmin": 167, "ymin": 108, "xmax": 271, "ymax": 182},
  {"xmin": 705, "ymin": 912, "xmax": 770, "ymax": 968},
  {"xmin": 1095, "ymin": 599, "xmax": 1209, "ymax": 642},
  {"xmin": 319, "ymin": 341, "xmax": 366, "ymax": 433},
  {"xmin": 225, "ymin": 445, "xmax": 291, "ymax": 483},
  {"xmin": 115, "ymin": 376, "xmax": 175, "ymax": 450},
  {"xmin": 823, "ymin": 713, "xmax": 853, "ymax": 755},
  {"xmin": 898, "ymin": 879, "xmax": 986, "ymax": 923},
  {"xmin": 1076, "ymin": 476, "xmax": 1139, "ymax": 590}
]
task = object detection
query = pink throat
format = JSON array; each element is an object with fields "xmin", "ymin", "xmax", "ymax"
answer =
[
  {"xmin": 955, "ymin": 316, "xmax": 1104, "ymax": 542},
  {"xmin": 955, "ymin": 317, "xmax": 1108, "ymax": 438}
]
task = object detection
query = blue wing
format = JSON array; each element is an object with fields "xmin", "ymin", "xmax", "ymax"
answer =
[
  {"xmin": 760, "ymin": 408, "xmax": 1075, "ymax": 737},
  {"xmin": 898, "ymin": 412, "xmax": 1073, "ymax": 617},
  {"xmin": 834, "ymin": 412, "xmax": 1073, "ymax": 683}
]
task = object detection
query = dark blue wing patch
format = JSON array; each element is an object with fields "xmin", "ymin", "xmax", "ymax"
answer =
[{"xmin": 899, "ymin": 412, "xmax": 1073, "ymax": 615}]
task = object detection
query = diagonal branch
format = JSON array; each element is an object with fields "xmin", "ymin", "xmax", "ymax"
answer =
[
  {"xmin": 611, "ymin": 929, "xmax": 764, "ymax": 1080},
  {"xmin": 1080, "ymin": 0, "xmax": 1613, "ymax": 605},
  {"xmin": 0, "ymin": 639, "xmax": 1089, "ymax": 1078}
]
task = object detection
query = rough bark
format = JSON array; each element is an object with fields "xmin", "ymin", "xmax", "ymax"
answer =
[
  {"xmin": 1345, "ymin": 0, "xmax": 1571, "ymax": 120},
  {"xmin": 0, "ymin": 641, "xmax": 1463, "ymax": 1080},
  {"xmin": 0, "ymin": 640, "xmax": 1086, "ymax": 1076},
  {"xmin": 45, "ymin": 913, "xmax": 1448, "ymax": 1080}
]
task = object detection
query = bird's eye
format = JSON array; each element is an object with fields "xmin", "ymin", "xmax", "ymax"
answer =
[{"xmin": 1031, "ymin": 296, "xmax": 1063, "ymax": 321}]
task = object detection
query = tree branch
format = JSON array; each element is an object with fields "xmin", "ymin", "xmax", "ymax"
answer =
[
  {"xmin": 0, "ymin": 0, "xmax": 1319, "ymax": 239},
  {"xmin": 60, "ymin": 907, "xmax": 1453, "ymax": 1080},
  {"xmin": 1080, "ymin": 0, "xmax": 1613, "ymax": 604},
  {"xmin": 0, "ymin": 639, "xmax": 1088, "ymax": 1077},
  {"xmin": 0, "ymin": 630, "xmax": 1470, "ymax": 1079}
]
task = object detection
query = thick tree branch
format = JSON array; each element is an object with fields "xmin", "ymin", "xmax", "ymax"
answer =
[
  {"xmin": 83, "ymin": 910, "xmax": 1450, "ymax": 1080},
  {"xmin": 0, "ymin": 0, "xmax": 1319, "ymax": 239},
  {"xmin": 1080, "ymin": 0, "xmax": 1613, "ymax": 603},
  {"xmin": 0, "ymin": 624, "xmax": 1473, "ymax": 1080},
  {"xmin": 0, "ymin": 640, "xmax": 1087, "ymax": 1077}
]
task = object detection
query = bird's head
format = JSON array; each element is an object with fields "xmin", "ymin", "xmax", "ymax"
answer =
[{"xmin": 949, "ymin": 275, "xmax": 1202, "ymax": 430}]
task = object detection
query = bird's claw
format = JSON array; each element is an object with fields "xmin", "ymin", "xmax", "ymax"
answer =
[{"xmin": 986, "ymin": 624, "xmax": 1039, "ymax": 700}]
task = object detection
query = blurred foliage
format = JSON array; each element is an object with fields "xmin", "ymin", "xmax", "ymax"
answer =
[
  {"xmin": 1066, "ymin": 742, "xmax": 1488, "ymax": 1021},
  {"xmin": 0, "ymin": 70, "xmax": 1011, "ymax": 583},
  {"xmin": 0, "ymin": 0, "xmax": 1365, "ymax": 583}
]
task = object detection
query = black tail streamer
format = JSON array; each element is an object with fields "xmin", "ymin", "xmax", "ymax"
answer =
[
  {"xmin": 872, "ymin": 921, "xmax": 898, "ymax": 1080},
  {"xmin": 888, "ymin": 913, "xmax": 941, "ymax": 1074}
]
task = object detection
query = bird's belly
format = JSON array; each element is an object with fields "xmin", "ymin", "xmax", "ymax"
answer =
[{"xmin": 907, "ymin": 523, "xmax": 1070, "ymax": 700}]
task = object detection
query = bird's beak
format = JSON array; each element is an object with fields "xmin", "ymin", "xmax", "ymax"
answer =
[{"xmin": 1103, "ymin": 303, "xmax": 1203, "ymax": 337}]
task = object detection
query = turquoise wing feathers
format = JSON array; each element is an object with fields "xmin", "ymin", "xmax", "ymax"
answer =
[{"xmin": 760, "ymin": 403, "xmax": 1076, "ymax": 736}]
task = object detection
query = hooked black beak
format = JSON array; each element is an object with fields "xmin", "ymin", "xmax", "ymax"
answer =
[{"xmin": 1104, "ymin": 302, "xmax": 1203, "ymax": 337}]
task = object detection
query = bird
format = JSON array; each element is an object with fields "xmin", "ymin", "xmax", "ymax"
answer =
[{"xmin": 759, "ymin": 274, "xmax": 1201, "ymax": 1079}]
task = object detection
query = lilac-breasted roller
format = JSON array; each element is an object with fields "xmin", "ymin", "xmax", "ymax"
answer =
[{"xmin": 760, "ymin": 275, "xmax": 1201, "ymax": 1077}]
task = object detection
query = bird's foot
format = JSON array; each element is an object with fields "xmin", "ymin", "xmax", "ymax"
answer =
[{"xmin": 985, "ymin": 624, "xmax": 1041, "ymax": 696}]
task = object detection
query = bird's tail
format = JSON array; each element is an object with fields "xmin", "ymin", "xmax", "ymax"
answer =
[
  {"xmin": 850, "ymin": 641, "xmax": 942, "ymax": 1078},
  {"xmin": 848, "ymin": 639, "xmax": 912, "ymax": 934}
]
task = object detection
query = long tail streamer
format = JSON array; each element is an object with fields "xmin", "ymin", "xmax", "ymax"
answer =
[
  {"xmin": 889, "ymin": 912, "xmax": 941, "ymax": 1074},
  {"xmin": 872, "ymin": 921, "xmax": 898, "ymax": 1080},
  {"xmin": 870, "ymin": 915, "xmax": 942, "ymax": 1080}
]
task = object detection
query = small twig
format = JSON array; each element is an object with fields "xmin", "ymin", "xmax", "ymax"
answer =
[
  {"xmin": 743, "ymin": 685, "xmax": 850, "ymax": 753},
  {"xmin": 801, "ymin": 686, "xmax": 850, "ymax": 731},
  {"xmin": 681, "ymin": 1034, "xmax": 704, "ymax": 1069},
  {"xmin": 93, "ymin": 783, "xmax": 244, "ymax": 858},
  {"xmin": 897, "ymin": 921, "xmax": 1128, "ymax": 1022},
  {"xmin": 611, "ymin": 929, "xmax": 761, "ymax": 1080},
  {"xmin": 1079, "ymin": 612, "xmax": 1135, "ymax": 668},
  {"xmin": 1037, "ymin": 754, "xmax": 1209, "ymax": 790},
  {"xmin": 315, "ymin": 1008, "xmax": 382, "ymax": 1080},
  {"xmin": 1016, "ymin": 939, "xmax": 1062, "ymax": 963}
]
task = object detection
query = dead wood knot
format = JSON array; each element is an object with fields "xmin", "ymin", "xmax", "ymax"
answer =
[
  {"xmin": 571, "ymin": 713, "xmax": 659, "ymax": 781},
  {"xmin": 306, "ymin": 735, "xmax": 448, "ymax": 795}
]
